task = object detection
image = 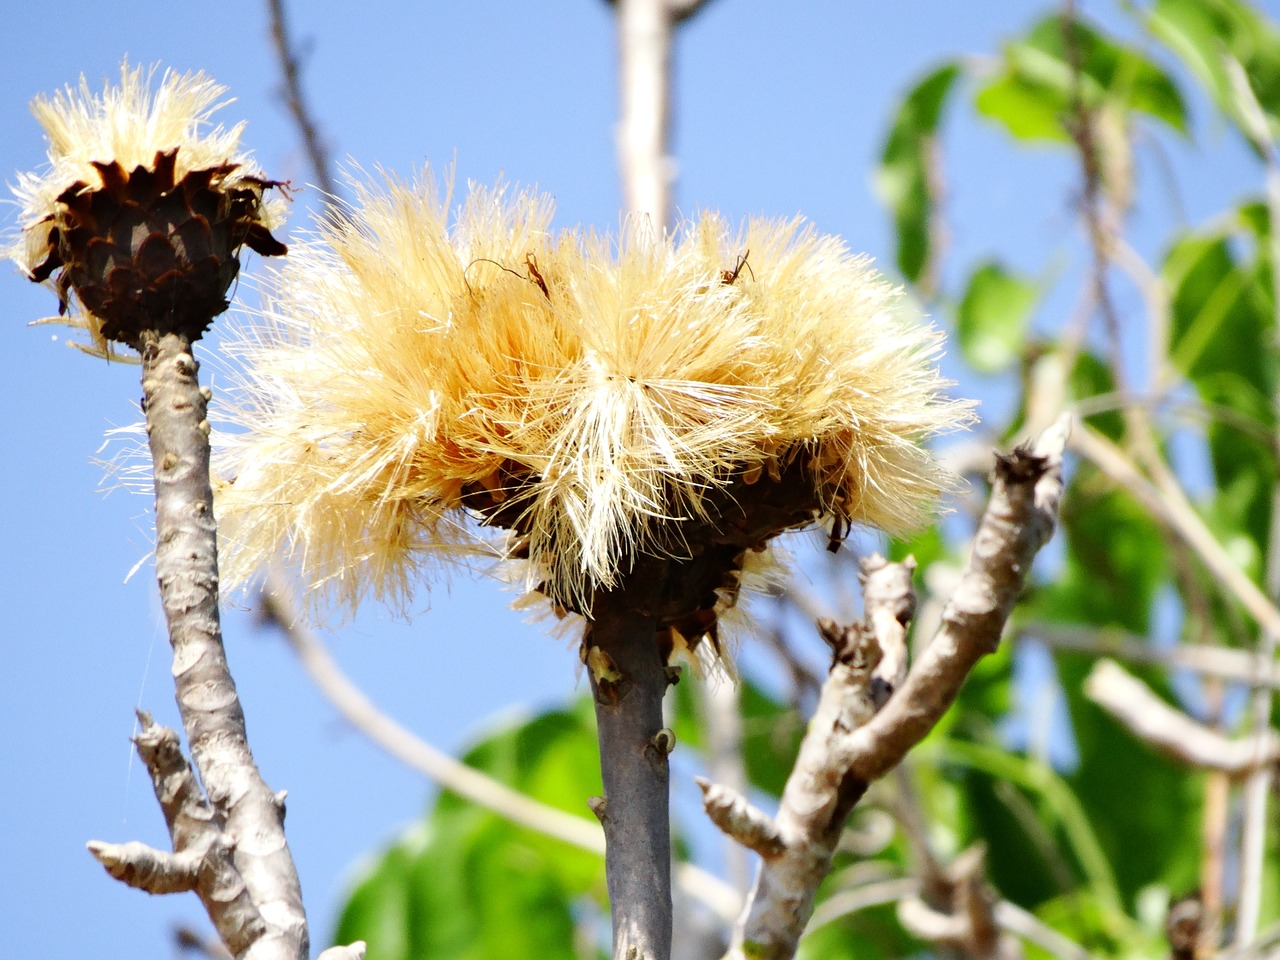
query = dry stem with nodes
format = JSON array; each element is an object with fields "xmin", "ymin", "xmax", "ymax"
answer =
[
  {"xmin": 697, "ymin": 417, "xmax": 1068, "ymax": 960},
  {"xmin": 10, "ymin": 62, "xmax": 361, "ymax": 960}
]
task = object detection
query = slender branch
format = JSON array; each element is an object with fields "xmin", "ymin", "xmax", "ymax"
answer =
[
  {"xmin": 665, "ymin": 0, "xmax": 715, "ymax": 22},
  {"xmin": 706, "ymin": 417, "xmax": 1068, "ymax": 960},
  {"xmin": 616, "ymin": 0, "xmax": 676, "ymax": 227},
  {"xmin": 992, "ymin": 902, "xmax": 1092, "ymax": 960},
  {"xmin": 1019, "ymin": 622, "xmax": 1280, "ymax": 689},
  {"xmin": 1071, "ymin": 424, "xmax": 1280, "ymax": 638},
  {"xmin": 266, "ymin": 0, "xmax": 336, "ymax": 200},
  {"xmin": 805, "ymin": 876, "xmax": 1092, "ymax": 960},
  {"xmin": 587, "ymin": 573, "xmax": 673, "ymax": 960},
  {"xmin": 1085, "ymin": 659, "xmax": 1280, "ymax": 776},
  {"xmin": 259, "ymin": 570, "xmax": 741, "ymax": 925},
  {"xmin": 1224, "ymin": 54, "xmax": 1280, "ymax": 948},
  {"xmin": 843, "ymin": 418, "xmax": 1069, "ymax": 785},
  {"xmin": 896, "ymin": 846, "xmax": 1023, "ymax": 960},
  {"xmin": 805, "ymin": 877, "xmax": 921, "ymax": 933},
  {"xmin": 1061, "ymin": 0, "xmax": 1126, "ymax": 380},
  {"xmin": 139, "ymin": 331, "xmax": 308, "ymax": 960}
]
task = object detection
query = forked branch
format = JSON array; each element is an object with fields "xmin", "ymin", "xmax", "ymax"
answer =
[{"xmin": 702, "ymin": 416, "xmax": 1069, "ymax": 960}]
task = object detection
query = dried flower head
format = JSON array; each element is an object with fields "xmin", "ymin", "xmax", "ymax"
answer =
[
  {"xmin": 8, "ymin": 61, "xmax": 287, "ymax": 356},
  {"xmin": 215, "ymin": 168, "xmax": 970, "ymax": 655}
]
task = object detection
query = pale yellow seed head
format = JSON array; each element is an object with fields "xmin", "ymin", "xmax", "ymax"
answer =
[{"xmin": 214, "ymin": 167, "xmax": 972, "ymax": 627}]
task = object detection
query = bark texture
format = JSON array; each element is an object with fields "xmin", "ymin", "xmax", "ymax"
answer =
[
  {"xmin": 588, "ymin": 570, "xmax": 673, "ymax": 960},
  {"xmin": 705, "ymin": 417, "xmax": 1069, "ymax": 960},
  {"xmin": 140, "ymin": 330, "xmax": 307, "ymax": 960}
]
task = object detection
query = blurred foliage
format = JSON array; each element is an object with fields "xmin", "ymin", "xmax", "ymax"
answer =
[{"xmin": 335, "ymin": 1, "xmax": 1280, "ymax": 957}]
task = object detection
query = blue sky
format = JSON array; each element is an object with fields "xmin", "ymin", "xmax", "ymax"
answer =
[{"xmin": 0, "ymin": 2, "xmax": 1267, "ymax": 958}]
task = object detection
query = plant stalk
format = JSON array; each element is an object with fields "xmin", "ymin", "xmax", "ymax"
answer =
[
  {"xmin": 140, "ymin": 329, "xmax": 308, "ymax": 959},
  {"xmin": 588, "ymin": 573, "xmax": 672, "ymax": 960}
]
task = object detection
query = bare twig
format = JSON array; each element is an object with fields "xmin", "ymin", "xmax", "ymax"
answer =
[
  {"xmin": 844, "ymin": 418, "xmax": 1069, "ymax": 784},
  {"xmin": 695, "ymin": 778, "xmax": 785, "ymax": 859},
  {"xmin": 1084, "ymin": 660, "xmax": 1280, "ymax": 776},
  {"xmin": 266, "ymin": 0, "xmax": 336, "ymax": 200},
  {"xmin": 992, "ymin": 902, "xmax": 1092, "ymax": 960},
  {"xmin": 705, "ymin": 417, "xmax": 1068, "ymax": 960},
  {"xmin": 805, "ymin": 877, "xmax": 921, "ymax": 932},
  {"xmin": 1071, "ymin": 424, "xmax": 1280, "ymax": 638},
  {"xmin": 805, "ymin": 874, "xmax": 1091, "ymax": 960},
  {"xmin": 175, "ymin": 925, "xmax": 233, "ymax": 960},
  {"xmin": 90, "ymin": 713, "xmax": 265, "ymax": 949},
  {"xmin": 1019, "ymin": 622, "xmax": 1280, "ymax": 689},
  {"xmin": 897, "ymin": 846, "xmax": 1023, "ymax": 960}
]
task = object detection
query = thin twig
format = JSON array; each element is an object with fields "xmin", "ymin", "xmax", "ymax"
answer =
[
  {"xmin": 896, "ymin": 846, "xmax": 1023, "ymax": 960},
  {"xmin": 1018, "ymin": 622, "xmax": 1280, "ymax": 689},
  {"xmin": 266, "ymin": 0, "xmax": 336, "ymax": 200},
  {"xmin": 845, "ymin": 418, "xmax": 1069, "ymax": 785},
  {"xmin": 1084, "ymin": 659, "xmax": 1280, "ymax": 776},
  {"xmin": 1070, "ymin": 424, "xmax": 1280, "ymax": 638}
]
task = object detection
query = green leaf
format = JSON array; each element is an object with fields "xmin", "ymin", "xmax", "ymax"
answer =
[
  {"xmin": 977, "ymin": 14, "xmax": 1189, "ymax": 142},
  {"xmin": 1035, "ymin": 472, "xmax": 1167, "ymax": 634},
  {"xmin": 1149, "ymin": 0, "xmax": 1280, "ymax": 147},
  {"xmin": 875, "ymin": 62, "xmax": 962, "ymax": 286},
  {"xmin": 334, "ymin": 702, "xmax": 605, "ymax": 960},
  {"xmin": 1053, "ymin": 652, "xmax": 1205, "ymax": 906},
  {"xmin": 956, "ymin": 261, "xmax": 1039, "ymax": 373},
  {"xmin": 1164, "ymin": 221, "xmax": 1277, "ymax": 561},
  {"xmin": 1069, "ymin": 352, "xmax": 1125, "ymax": 441}
]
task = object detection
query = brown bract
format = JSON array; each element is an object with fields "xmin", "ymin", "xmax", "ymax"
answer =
[
  {"xmin": 28, "ymin": 148, "xmax": 286, "ymax": 349},
  {"xmin": 486, "ymin": 445, "xmax": 825, "ymax": 661}
]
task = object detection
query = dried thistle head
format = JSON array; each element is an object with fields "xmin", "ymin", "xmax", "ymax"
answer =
[
  {"xmin": 8, "ymin": 61, "xmax": 287, "ymax": 356},
  {"xmin": 215, "ymin": 168, "xmax": 971, "ymax": 656}
]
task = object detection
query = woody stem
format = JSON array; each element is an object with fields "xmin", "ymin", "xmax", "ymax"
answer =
[{"xmin": 589, "ymin": 575, "xmax": 673, "ymax": 960}]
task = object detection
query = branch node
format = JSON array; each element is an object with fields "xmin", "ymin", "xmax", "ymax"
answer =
[
  {"xmin": 648, "ymin": 727, "xmax": 676, "ymax": 757},
  {"xmin": 695, "ymin": 776, "xmax": 785, "ymax": 858},
  {"xmin": 87, "ymin": 839, "xmax": 201, "ymax": 894},
  {"xmin": 587, "ymin": 795, "xmax": 609, "ymax": 824}
]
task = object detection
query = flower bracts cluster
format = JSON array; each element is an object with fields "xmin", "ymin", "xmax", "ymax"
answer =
[
  {"xmin": 9, "ymin": 63, "xmax": 286, "ymax": 354},
  {"xmin": 215, "ymin": 169, "xmax": 969, "ymax": 650}
]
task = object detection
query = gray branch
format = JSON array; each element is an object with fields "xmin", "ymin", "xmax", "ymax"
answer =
[
  {"xmin": 1085, "ymin": 659, "xmax": 1280, "ymax": 776},
  {"xmin": 707, "ymin": 416, "xmax": 1069, "ymax": 960}
]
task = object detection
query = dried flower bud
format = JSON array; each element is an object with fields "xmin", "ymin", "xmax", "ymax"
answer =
[{"xmin": 9, "ymin": 62, "xmax": 287, "ymax": 355}]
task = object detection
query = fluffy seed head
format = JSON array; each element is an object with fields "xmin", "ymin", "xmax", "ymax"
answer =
[
  {"xmin": 9, "ymin": 61, "xmax": 287, "ymax": 355},
  {"xmin": 214, "ymin": 168, "xmax": 971, "ymax": 651}
]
